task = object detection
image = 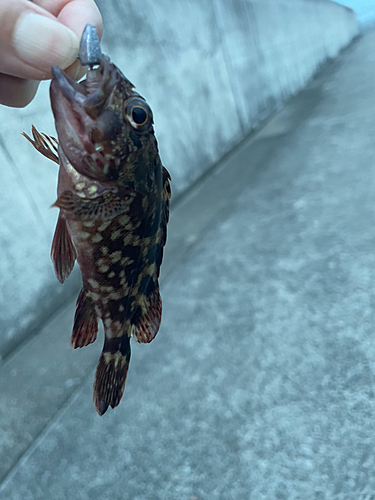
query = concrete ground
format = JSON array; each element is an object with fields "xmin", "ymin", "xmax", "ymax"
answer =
[{"xmin": 1, "ymin": 29, "xmax": 375, "ymax": 500}]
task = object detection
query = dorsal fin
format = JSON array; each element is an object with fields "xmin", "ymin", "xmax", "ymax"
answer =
[{"xmin": 132, "ymin": 167, "xmax": 170, "ymax": 344}]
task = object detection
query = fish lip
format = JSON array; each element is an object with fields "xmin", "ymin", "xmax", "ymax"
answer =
[
  {"xmin": 50, "ymin": 55, "xmax": 119, "ymax": 122},
  {"xmin": 50, "ymin": 56, "xmax": 119, "ymax": 171},
  {"xmin": 51, "ymin": 65, "xmax": 86, "ymax": 103},
  {"xmin": 50, "ymin": 66, "xmax": 95, "ymax": 163}
]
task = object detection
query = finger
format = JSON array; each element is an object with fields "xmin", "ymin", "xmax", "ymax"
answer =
[
  {"xmin": 0, "ymin": 73, "xmax": 40, "ymax": 107},
  {"xmin": 33, "ymin": 1, "xmax": 103, "ymax": 40},
  {"xmin": 58, "ymin": 1, "xmax": 103, "ymax": 42},
  {"xmin": 0, "ymin": 0, "xmax": 79, "ymax": 80},
  {"xmin": 25, "ymin": 1, "xmax": 103, "ymax": 81},
  {"xmin": 55, "ymin": 1, "xmax": 103, "ymax": 80}
]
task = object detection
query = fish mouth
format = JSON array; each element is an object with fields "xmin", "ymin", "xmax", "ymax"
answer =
[{"xmin": 50, "ymin": 55, "xmax": 120, "ymax": 180}]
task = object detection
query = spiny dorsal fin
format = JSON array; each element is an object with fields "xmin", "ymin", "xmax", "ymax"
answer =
[
  {"xmin": 162, "ymin": 166, "xmax": 171, "ymax": 227},
  {"xmin": 23, "ymin": 125, "xmax": 59, "ymax": 164}
]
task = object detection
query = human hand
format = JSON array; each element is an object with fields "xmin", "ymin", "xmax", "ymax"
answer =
[{"xmin": 0, "ymin": 0, "xmax": 103, "ymax": 107}]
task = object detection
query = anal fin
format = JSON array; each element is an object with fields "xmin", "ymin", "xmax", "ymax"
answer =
[
  {"xmin": 51, "ymin": 214, "xmax": 77, "ymax": 283},
  {"xmin": 71, "ymin": 288, "xmax": 98, "ymax": 348},
  {"xmin": 133, "ymin": 287, "xmax": 162, "ymax": 344}
]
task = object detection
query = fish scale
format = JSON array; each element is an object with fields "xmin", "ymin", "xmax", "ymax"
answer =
[{"xmin": 23, "ymin": 27, "xmax": 171, "ymax": 416}]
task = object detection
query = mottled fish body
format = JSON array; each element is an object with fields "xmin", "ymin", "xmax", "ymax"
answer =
[{"xmin": 24, "ymin": 41, "xmax": 170, "ymax": 416}]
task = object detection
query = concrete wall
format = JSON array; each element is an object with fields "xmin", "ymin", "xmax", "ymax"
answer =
[
  {"xmin": 338, "ymin": 0, "xmax": 375, "ymax": 27},
  {"xmin": 0, "ymin": 0, "xmax": 358, "ymax": 360}
]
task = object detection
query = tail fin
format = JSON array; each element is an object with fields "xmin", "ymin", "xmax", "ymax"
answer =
[{"xmin": 93, "ymin": 335, "xmax": 131, "ymax": 416}]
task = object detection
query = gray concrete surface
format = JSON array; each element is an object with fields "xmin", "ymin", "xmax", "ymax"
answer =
[
  {"xmin": 0, "ymin": 0, "xmax": 358, "ymax": 359},
  {"xmin": 1, "ymin": 26, "xmax": 375, "ymax": 500}
]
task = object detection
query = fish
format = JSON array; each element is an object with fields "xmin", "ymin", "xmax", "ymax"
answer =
[{"xmin": 23, "ymin": 25, "xmax": 171, "ymax": 416}]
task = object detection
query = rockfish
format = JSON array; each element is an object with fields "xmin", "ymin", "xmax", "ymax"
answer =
[{"xmin": 24, "ymin": 25, "xmax": 171, "ymax": 415}]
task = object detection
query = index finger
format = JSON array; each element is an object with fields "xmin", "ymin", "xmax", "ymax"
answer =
[
  {"xmin": 33, "ymin": 0, "xmax": 103, "ymax": 81},
  {"xmin": 0, "ymin": 0, "xmax": 102, "ymax": 81}
]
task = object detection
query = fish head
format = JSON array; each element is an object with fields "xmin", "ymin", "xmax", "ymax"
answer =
[{"xmin": 50, "ymin": 55, "xmax": 157, "ymax": 185}]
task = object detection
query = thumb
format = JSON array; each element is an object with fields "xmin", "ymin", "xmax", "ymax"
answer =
[{"xmin": 0, "ymin": 0, "xmax": 79, "ymax": 81}]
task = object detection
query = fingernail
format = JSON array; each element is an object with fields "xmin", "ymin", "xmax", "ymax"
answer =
[
  {"xmin": 65, "ymin": 60, "xmax": 87, "ymax": 81},
  {"xmin": 13, "ymin": 12, "xmax": 79, "ymax": 71}
]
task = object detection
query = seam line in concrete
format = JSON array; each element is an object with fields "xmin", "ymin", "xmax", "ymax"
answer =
[
  {"xmin": 0, "ymin": 388, "xmax": 84, "ymax": 492},
  {"xmin": 210, "ymin": 0, "xmax": 246, "ymax": 136}
]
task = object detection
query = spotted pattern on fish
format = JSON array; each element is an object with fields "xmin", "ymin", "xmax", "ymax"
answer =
[{"xmin": 24, "ymin": 53, "xmax": 171, "ymax": 416}]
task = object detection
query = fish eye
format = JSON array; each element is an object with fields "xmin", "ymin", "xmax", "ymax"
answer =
[
  {"xmin": 125, "ymin": 98, "xmax": 152, "ymax": 131},
  {"xmin": 132, "ymin": 106, "xmax": 147, "ymax": 126}
]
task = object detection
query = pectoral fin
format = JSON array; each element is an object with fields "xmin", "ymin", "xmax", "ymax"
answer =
[
  {"xmin": 52, "ymin": 189, "xmax": 135, "ymax": 221},
  {"xmin": 51, "ymin": 214, "xmax": 77, "ymax": 283}
]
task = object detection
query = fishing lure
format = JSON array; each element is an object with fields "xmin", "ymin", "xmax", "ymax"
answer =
[{"xmin": 24, "ymin": 25, "xmax": 171, "ymax": 415}]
